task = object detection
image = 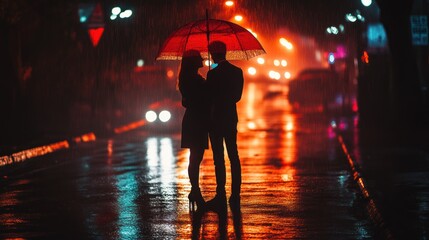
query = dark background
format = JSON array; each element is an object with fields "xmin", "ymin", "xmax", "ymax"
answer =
[{"xmin": 0, "ymin": 0, "xmax": 427, "ymax": 153}]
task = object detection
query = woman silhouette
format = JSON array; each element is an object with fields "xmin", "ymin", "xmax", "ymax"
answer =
[{"xmin": 178, "ymin": 49, "xmax": 209, "ymax": 211}]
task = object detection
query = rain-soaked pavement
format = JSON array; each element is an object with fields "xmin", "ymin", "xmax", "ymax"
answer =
[{"xmin": 1, "ymin": 80, "xmax": 428, "ymax": 239}]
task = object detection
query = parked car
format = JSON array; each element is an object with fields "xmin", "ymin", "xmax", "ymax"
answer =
[{"xmin": 287, "ymin": 68, "xmax": 347, "ymax": 112}]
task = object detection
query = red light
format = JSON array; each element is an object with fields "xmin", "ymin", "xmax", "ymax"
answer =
[
  {"xmin": 88, "ymin": 27, "xmax": 104, "ymax": 47},
  {"xmin": 361, "ymin": 51, "xmax": 369, "ymax": 64}
]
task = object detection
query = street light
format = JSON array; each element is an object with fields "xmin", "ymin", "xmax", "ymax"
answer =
[
  {"xmin": 279, "ymin": 38, "xmax": 293, "ymax": 50},
  {"xmin": 361, "ymin": 0, "xmax": 372, "ymax": 7},
  {"xmin": 225, "ymin": 1, "xmax": 234, "ymax": 7},
  {"xmin": 110, "ymin": 6, "xmax": 133, "ymax": 20},
  {"xmin": 345, "ymin": 10, "xmax": 365, "ymax": 23}
]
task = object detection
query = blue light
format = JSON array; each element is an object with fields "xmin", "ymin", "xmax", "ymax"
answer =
[
  {"xmin": 328, "ymin": 53, "xmax": 335, "ymax": 64},
  {"xmin": 78, "ymin": 3, "xmax": 95, "ymax": 23}
]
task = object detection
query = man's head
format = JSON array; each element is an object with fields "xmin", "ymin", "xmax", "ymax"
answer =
[{"xmin": 208, "ymin": 41, "xmax": 226, "ymax": 63}]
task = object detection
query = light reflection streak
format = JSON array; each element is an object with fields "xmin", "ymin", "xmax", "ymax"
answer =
[
  {"xmin": 245, "ymin": 82, "xmax": 256, "ymax": 120},
  {"xmin": 107, "ymin": 139, "xmax": 113, "ymax": 165},
  {"xmin": 146, "ymin": 137, "xmax": 177, "ymax": 189},
  {"xmin": 159, "ymin": 138, "xmax": 176, "ymax": 193},
  {"xmin": 0, "ymin": 190, "xmax": 25, "ymax": 230},
  {"xmin": 176, "ymin": 149, "xmax": 190, "ymax": 187},
  {"xmin": 145, "ymin": 137, "xmax": 178, "ymax": 236},
  {"xmin": 281, "ymin": 167, "xmax": 295, "ymax": 182},
  {"xmin": 146, "ymin": 138, "xmax": 159, "ymax": 181},
  {"xmin": 116, "ymin": 171, "xmax": 139, "ymax": 239},
  {"xmin": 235, "ymin": 81, "xmax": 302, "ymax": 238},
  {"xmin": 282, "ymin": 114, "xmax": 297, "ymax": 164}
]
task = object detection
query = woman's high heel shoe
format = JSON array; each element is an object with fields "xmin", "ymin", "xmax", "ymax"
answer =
[{"xmin": 188, "ymin": 187, "xmax": 205, "ymax": 212}]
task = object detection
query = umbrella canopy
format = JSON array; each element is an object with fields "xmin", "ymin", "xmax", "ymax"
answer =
[{"xmin": 156, "ymin": 18, "xmax": 266, "ymax": 61}]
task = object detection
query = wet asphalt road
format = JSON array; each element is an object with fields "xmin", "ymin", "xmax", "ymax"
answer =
[{"xmin": 0, "ymin": 80, "xmax": 378, "ymax": 239}]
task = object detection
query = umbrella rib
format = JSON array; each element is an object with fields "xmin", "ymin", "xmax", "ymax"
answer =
[
  {"xmin": 181, "ymin": 21, "xmax": 201, "ymax": 57},
  {"xmin": 229, "ymin": 25, "xmax": 249, "ymax": 60},
  {"xmin": 228, "ymin": 20, "xmax": 266, "ymax": 60}
]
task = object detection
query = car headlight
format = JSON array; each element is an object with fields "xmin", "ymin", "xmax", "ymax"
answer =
[
  {"xmin": 145, "ymin": 110, "xmax": 157, "ymax": 122},
  {"xmin": 158, "ymin": 110, "xmax": 171, "ymax": 122}
]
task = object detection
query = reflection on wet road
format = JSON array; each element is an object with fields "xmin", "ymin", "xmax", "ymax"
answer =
[{"xmin": 0, "ymin": 80, "xmax": 376, "ymax": 239}]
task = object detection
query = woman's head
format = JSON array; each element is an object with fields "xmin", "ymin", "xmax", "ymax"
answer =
[
  {"xmin": 181, "ymin": 49, "xmax": 203, "ymax": 69},
  {"xmin": 178, "ymin": 50, "xmax": 203, "ymax": 89}
]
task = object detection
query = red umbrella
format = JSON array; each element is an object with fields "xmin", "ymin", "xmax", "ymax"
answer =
[{"xmin": 156, "ymin": 18, "xmax": 266, "ymax": 61}]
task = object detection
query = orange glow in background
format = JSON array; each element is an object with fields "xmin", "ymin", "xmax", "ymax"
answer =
[
  {"xmin": 114, "ymin": 120, "xmax": 146, "ymax": 134},
  {"xmin": 73, "ymin": 132, "xmax": 96, "ymax": 143}
]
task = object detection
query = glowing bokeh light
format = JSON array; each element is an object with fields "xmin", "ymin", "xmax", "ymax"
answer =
[
  {"xmin": 166, "ymin": 69, "xmax": 174, "ymax": 78},
  {"xmin": 119, "ymin": 10, "xmax": 133, "ymax": 18},
  {"xmin": 159, "ymin": 110, "xmax": 171, "ymax": 122},
  {"xmin": 225, "ymin": 1, "xmax": 234, "ymax": 7},
  {"xmin": 145, "ymin": 111, "xmax": 157, "ymax": 122},
  {"xmin": 247, "ymin": 121, "xmax": 256, "ymax": 129},
  {"xmin": 137, "ymin": 59, "xmax": 144, "ymax": 67},
  {"xmin": 111, "ymin": 7, "xmax": 121, "ymax": 15},
  {"xmin": 248, "ymin": 67, "xmax": 257, "ymax": 75},
  {"xmin": 328, "ymin": 52, "xmax": 335, "ymax": 64},
  {"xmin": 234, "ymin": 15, "xmax": 243, "ymax": 21},
  {"xmin": 345, "ymin": 13, "xmax": 357, "ymax": 22},
  {"xmin": 361, "ymin": 0, "xmax": 372, "ymax": 7},
  {"xmin": 269, "ymin": 70, "xmax": 281, "ymax": 80},
  {"xmin": 279, "ymin": 38, "xmax": 293, "ymax": 50}
]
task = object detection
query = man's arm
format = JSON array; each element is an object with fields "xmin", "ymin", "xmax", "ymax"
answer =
[{"xmin": 233, "ymin": 68, "xmax": 244, "ymax": 103}]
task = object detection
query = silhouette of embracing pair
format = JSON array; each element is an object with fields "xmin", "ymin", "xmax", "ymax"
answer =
[{"xmin": 178, "ymin": 41, "xmax": 244, "ymax": 212}]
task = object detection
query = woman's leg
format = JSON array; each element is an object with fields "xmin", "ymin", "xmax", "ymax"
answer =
[
  {"xmin": 188, "ymin": 147, "xmax": 205, "ymax": 189},
  {"xmin": 188, "ymin": 147, "xmax": 206, "ymax": 210}
]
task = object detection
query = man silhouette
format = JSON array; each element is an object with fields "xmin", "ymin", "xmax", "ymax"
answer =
[{"xmin": 206, "ymin": 41, "xmax": 244, "ymax": 207}]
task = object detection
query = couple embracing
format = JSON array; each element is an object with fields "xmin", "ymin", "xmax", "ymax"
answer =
[{"xmin": 178, "ymin": 41, "xmax": 243, "ymax": 211}]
